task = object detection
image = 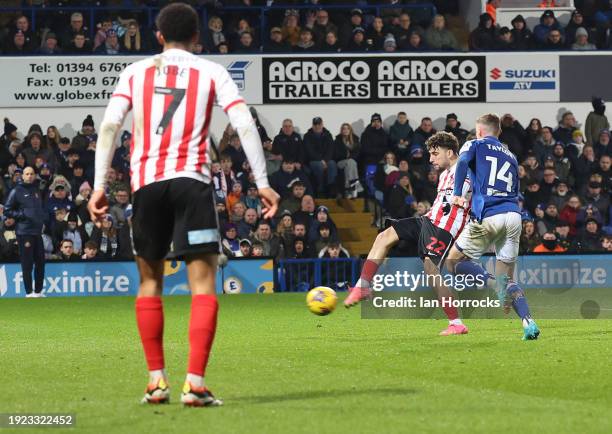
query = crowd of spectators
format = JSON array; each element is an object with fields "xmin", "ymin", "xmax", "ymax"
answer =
[
  {"xmin": 1, "ymin": 97, "xmax": 611, "ymax": 262},
  {"xmin": 471, "ymin": 6, "xmax": 612, "ymax": 51},
  {"xmin": 1, "ymin": 1, "xmax": 611, "ymax": 55}
]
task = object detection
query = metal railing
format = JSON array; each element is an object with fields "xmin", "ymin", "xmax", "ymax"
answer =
[{"xmin": 277, "ymin": 257, "xmax": 361, "ymax": 292}]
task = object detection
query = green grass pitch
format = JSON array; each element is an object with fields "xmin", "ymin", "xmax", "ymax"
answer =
[{"xmin": 2, "ymin": 294, "xmax": 612, "ymax": 434}]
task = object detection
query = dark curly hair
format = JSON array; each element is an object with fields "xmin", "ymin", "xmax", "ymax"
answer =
[
  {"xmin": 155, "ymin": 3, "xmax": 199, "ymax": 44},
  {"xmin": 425, "ymin": 131, "xmax": 459, "ymax": 154}
]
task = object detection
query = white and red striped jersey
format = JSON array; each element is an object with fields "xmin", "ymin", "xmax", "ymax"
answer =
[
  {"xmin": 426, "ymin": 162, "xmax": 472, "ymax": 238},
  {"xmin": 103, "ymin": 49, "xmax": 247, "ymax": 192}
]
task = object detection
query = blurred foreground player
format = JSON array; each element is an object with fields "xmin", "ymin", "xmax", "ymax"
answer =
[
  {"xmin": 345, "ymin": 132, "xmax": 472, "ymax": 336},
  {"xmin": 89, "ymin": 4, "xmax": 279, "ymax": 406},
  {"xmin": 446, "ymin": 113, "xmax": 540, "ymax": 341}
]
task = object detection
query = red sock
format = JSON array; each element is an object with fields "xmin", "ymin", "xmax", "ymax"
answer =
[
  {"xmin": 439, "ymin": 295, "xmax": 459, "ymax": 321},
  {"xmin": 135, "ymin": 296, "xmax": 165, "ymax": 371},
  {"xmin": 360, "ymin": 259, "xmax": 380, "ymax": 283},
  {"xmin": 188, "ymin": 294, "xmax": 218, "ymax": 377}
]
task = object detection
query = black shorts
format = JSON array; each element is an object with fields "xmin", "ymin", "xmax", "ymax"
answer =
[
  {"xmin": 132, "ymin": 177, "xmax": 220, "ymax": 261},
  {"xmin": 390, "ymin": 216, "xmax": 454, "ymax": 268}
]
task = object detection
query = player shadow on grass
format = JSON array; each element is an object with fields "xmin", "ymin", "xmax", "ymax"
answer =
[{"xmin": 231, "ymin": 387, "xmax": 417, "ymax": 405}]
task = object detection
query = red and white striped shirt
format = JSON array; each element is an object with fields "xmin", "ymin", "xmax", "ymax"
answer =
[
  {"xmin": 103, "ymin": 49, "xmax": 247, "ymax": 192},
  {"xmin": 426, "ymin": 162, "xmax": 472, "ymax": 238}
]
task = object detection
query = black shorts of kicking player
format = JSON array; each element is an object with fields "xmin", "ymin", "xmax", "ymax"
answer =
[
  {"xmin": 132, "ymin": 177, "xmax": 220, "ymax": 261},
  {"xmin": 389, "ymin": 215, "xmax": 455, "ymax": 268}
]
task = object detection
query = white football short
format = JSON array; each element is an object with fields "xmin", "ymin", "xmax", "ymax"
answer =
[{"xmin": 455, "ymin": 212, "xmax": 521, "ymax": 263}]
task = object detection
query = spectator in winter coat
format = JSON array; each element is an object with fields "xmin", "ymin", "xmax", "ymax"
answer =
[
  {"xmin": 585, "ymin": 97, "xmax": 609, "ymax": 146},
  {"xmin": 511, "ymin": 14, "xmax": 533, "ymax": 50},
  {"xmin": 444, "ymin": 113, "xmax": 469, "ymax": 146},
  {"xmin": 554, "ymin": 111, "xmax": 578, "ymax": 145},
  {"xmin": 389, "ymin": 112, "xmax": 414, "ymax": 160},
  {"xmin": 534, "ymin": 10, "xmax": 563, "ymax": 45},
  {"xmin": 272, "ymin": 119, "xmax": 305, "ymax": 169},
  {"xmin": 303, "ymin": 117, "xmax": 337, "ymax": 197},
  {"xmin": 425, "ymin": 14, "xmax": 458, "ymax": 50},
  {"xmin": 334, "ymin": 123, "xmax": 363, "ymax": 198},
  {"xmin": 469, "ymin": 13, "xmax": 495, "ymax": 50},
  {"xmin": 360, "ymin": 113, "xmax": 390, "ymax": 168}
]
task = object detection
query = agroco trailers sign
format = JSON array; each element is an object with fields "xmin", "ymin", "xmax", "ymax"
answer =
[{"xmin": 263, "ymin": 56, "xmax": 486, "ymax": 104}]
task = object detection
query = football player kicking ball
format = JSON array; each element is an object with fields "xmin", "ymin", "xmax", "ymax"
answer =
[
  {"xmin": 445, "ymin": 113, "xmax": 540, "ymax": 341},
  {"xmin": 89, "ymin": 4, "xmax": 279, "ymax": 406},
  {"xmin": 345, "ymin": 132, "xmax": 472, "ymax": 336}
]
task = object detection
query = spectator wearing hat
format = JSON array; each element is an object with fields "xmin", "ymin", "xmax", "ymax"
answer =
[
  {"xmin": 537, "ymin": 203, "xmax": 560, "ymax": 236},
  {"xmin": 584, "ymin": 181, "xmax": 609, "ymax": 219},
  {"xmin": 360, "ymin": 113, "xmax": 390, "ymax": 168},
  {"xmin": 594, "ymin": 129, "xmax": 611, "ymax": 159},
  {"xmin": 576, "ymin": 218, "xmax": 603, "ymax": 252},
  {"xmin": 510, "ymin": 14, "xmax": 533, "ymax": 50},
  {"xmin": 38, "ymin": 32, "xmax": 62, "ymax": 55},
  {"xmin": 469, "ymin": 13, "xmax": 495, "ymax": 51},
  {"xmin": 221, "ymin": 222, "xmax": 240, "ymax": 257},
  {"xmin": 382, "ymin": 34, "xmax": 397, "ymax": 52},
  {"xmin": 565, "ymin": 10, "xmax": 588, "ymax": 46},
  {"xmin": 0, "ymin": 119, "xmax": 19, "ymax": 174},
  {"xmin": 95, "ymin": 28, "xmax": 120, "ymax": 54},
  {"xmin": 61, "ymin": 12, "xmax": 89, "ymax": 49},
  {"xmin": 307, "ymin": 205, "xmax": 338, "ymax": 244},
  {"xmin": 72, "ymin": 115, "xmax": 97, "ymax": 152},
  {"xmin": 533, "ymin": 231, "xmax": 567, "ymax": 253},
  {"xmin": 444, "ymin": 113, "xmax": 469, "ymax": 146},
  {"xmin": 237, "ymin": 239, "xmax": 252, "ymax": 257},
  {"xmin": 272, "ymin": 119, "xmax": 306, "ymax": 169},
  {"xmin": 534, "ymin": 10, "xmax": 563, "ymax": 45},
  {"xmin": 75, "ymin": 181, "xmax": 92, "ymax": 223},
  {"xmin": 281, "ymin": 9, "xmax": 301, "ymax": 47},
  {"xmin": 54, "ymin": 211, "xmax": 87, "ymax": 255},
  {"xmin": 271, "ymin": 161, "xmax": 312, "ymax": 200},
  {"xmin": 486, "ymin": 0, "xmax": 501, "ymax": 24},
  {"xmin": 4, "ymin": 166, "xmax": 46, "ymax": 296},
  {"xmin": 46, "ymin": 176, "xmax": 74, "ymax": 225},
  {"xmin": 112, "ymin": 131, "xmax": 132, "ymax": 173},
  {"xmin": 266, "ymin": 26, "xmax": 291, "ymax": 52},
  {"xmin": 89, "ymin": 214, "xmax": 121, "ymax": 259},
  {"xmin": 294, "ymin": 28, "xmax": 317, "ymax": 52},
  {"xmin": 304, "ymin": 117, "xmax": 337, "ymax": 198},
  {"xmin": 276, "ymin": 209, "xmax": 294, "ymax": 247},
  {"xmin": 585, "ymin": 98, "xmax": 609, "ymax": 147},
  {"xmin": 346, "ymin": 27, "xmax": 368, "ymax": 52},
  {"xmin": 425, "ymin": 14, "xmax": 458, "ymax": 51},
  {"xmin": 554, "ymin": 220, "xmax": 574, "ymax": 251},
  {"xmin": 278, "ymin": 180, "xmax": 307, "ymax": 215},
  {"xmin": 549, "ymin": 180, "xmax": 572, "ymax": 211},
  {"xmin": 386, "ymin": 172, "xmax": 417, "ymax": 219},
  {"xmin": 339, "ymin": 8, "xmax": 365, "ymax": 47},
  {"xmin": 571, "ymin": 27, "xmax": 596, "ymax": 50}
]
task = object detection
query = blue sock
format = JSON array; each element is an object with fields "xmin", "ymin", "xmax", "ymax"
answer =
[
  {"xmin": 455, "ymin": 261, "xmax": 489, "ymax": 287},
  {"xmin": 507, "ymin": 284, "xmax": 531, "ymax": 322}
]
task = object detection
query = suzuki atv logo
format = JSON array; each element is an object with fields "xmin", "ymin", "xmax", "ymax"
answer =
[{"xmin": 490, "ymin": 68, "xmax": 502, "ymax": 80}]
